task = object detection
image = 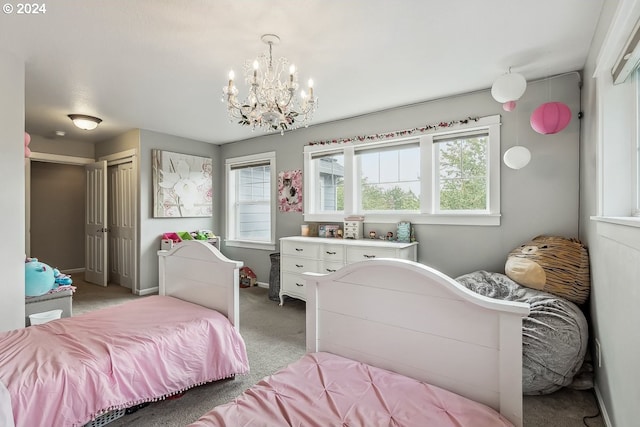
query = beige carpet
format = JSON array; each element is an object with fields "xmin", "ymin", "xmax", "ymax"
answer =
[{"xmin": 71, "ymin": 275, "xmax": 604, "ymax": 427}]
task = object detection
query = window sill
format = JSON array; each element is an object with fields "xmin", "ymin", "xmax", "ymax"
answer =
[
  {"xmin": 304, "ymin": 213, "xmax": 501, "ymax": 226},
  {"xmin": 591, "ymin": 216, "xmax": 640, "ymax": 251},
  {"xmin": 225, "ymin": 240, "xmax": 276, "ymax": 251},
  {"xmin": 590, "ymin": 216, "xmax": 640, "ymax": 228}
]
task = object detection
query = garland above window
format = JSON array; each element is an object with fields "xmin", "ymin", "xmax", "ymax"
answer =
[{"xmin": 307, "ymin": 116, "xmax": 480, "ymax": 146}]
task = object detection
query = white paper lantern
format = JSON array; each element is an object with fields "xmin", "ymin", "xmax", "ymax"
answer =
[
  {"xmin": 503, "ymin": 146, "xmax": 531, "ymax": 170},
  {"xmin": 491, "ymin": 72, "xmax": 527, "ymax": 103}
]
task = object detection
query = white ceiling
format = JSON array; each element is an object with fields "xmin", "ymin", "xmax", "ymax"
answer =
[{"xmin": 2, "ymin": 0, "xmax": 604, "ymax": 145}]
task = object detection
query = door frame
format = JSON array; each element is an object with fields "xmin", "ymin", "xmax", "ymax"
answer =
[
  {"xmin": 26, "ymin": 152, "xmax": 94, "ymax": 260},
  {"xmin": 26, "ymin": 149, "xmax": 139, "ymax": 293},
  {"xmin": 98, "ymin": 149, "xmax": 139, "ymax": 294}
]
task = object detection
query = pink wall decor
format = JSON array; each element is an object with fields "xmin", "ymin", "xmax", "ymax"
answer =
[
  {"xmin": 502, "ymin": 101, "xmax": 516, "ymax": 112},
  {"xmin": 24, "ymin": 132, "xmax": 31, "ymax": 158},
  {"xmin": 278, "ymin": 169, "xmax": 303, "ymax": 213},
  {"xmin": 530, "ymin": 102, "xmax": 572, "ymax": 134}
]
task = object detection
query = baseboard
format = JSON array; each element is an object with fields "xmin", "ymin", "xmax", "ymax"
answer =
[
  {"xmin": 62, "ymin": 268, "xmax": 85, "ymax": 274},
  {"xmin": 594, "ymin": 384, "xmax": 613, "ymax": 427},
  {"xmin": 256, "ymin": 281, "xmax": 269, "ymax": 289},
  {"xmin": 137, "ymin": 287, "xmax": 158, "ymax": 296}
]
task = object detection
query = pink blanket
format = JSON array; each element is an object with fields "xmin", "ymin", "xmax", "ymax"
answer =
[
  {"xmin": 191, "ymin": 352, "xmax": 514, "ymax": 427},
  {"xmin": 0, "ymin": 295, "xmax": 249, "ymax": 427}
]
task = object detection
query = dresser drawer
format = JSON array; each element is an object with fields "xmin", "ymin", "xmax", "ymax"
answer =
[
  {"xmin": 322, "ymin": 261, "xmax": 345, "ymax": 274},
  {"xmin": 346, "ymin": 246, "xmax": 397, "ymax": 263},
  {"xmin": 281, "ymin": 257, "xmax": 320, "ymax": 274},
  {"xmin": 320, "ymin": 244, "xmax": 345, "ymax": 262},
  {"xmin": 281, "ymin": 272, "xmax": 307, "ymax": 298},
  {"xmin": 281, "ymin": 240, "xmax": 320, "ymax": 258}
]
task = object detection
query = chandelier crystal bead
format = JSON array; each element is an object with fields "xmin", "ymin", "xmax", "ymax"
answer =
[{"xmin": 223, "ymin": 34, "xmax": 317, "ymax": 134}]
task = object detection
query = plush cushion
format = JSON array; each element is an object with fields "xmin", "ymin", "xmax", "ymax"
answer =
[
  {"xmin": 456, "ymin": 270, "xmax": 588, "ymax": 395},
  {"xmin": 505, "ymin": 235, "xmax": 590, "ymax": 304}
]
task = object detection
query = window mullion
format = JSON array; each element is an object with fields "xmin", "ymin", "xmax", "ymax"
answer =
[{"xmin": 343, "ymin": 147, "xmax": 355, "ymax": 215}]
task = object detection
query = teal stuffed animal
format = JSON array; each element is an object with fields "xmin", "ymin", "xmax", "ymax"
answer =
[{"xmin": 25, "ymin": 258, "xmax": 55, "ymax": 297}]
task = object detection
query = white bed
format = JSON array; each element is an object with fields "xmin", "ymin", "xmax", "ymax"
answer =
[
  {"xmin": 1, "ymin": 240, "xmax": 248, "ymax": 427},
  {"xmin": 192, "ymin": 258, "xmax": 530, "ymax": 427},
  {"xmin": 158, "ymin": 240, "xmax": 244, "ymax": 328}
]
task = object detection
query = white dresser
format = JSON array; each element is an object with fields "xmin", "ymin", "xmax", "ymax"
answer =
[{"xmin": 279, "ymin": 236, "xmax": 418, "ymax": 305}]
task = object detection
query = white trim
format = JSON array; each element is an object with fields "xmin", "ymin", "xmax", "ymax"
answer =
[
  {"xmin": 594, "ymin": 384, "xmax": 613, "ymax": 427},
  {"xmin": 138, "ymin": 286, "xmax": 158, "ymax": 296},
  {"xmin": 98, "ymin": 149, "xmax": 137, "ymax": 163},
  {"xmin": 225, "ymin": 240, "xmax": 276, "ymax": 251},
  {"xmin": 29, "ymin": 152, "xmax": 94, "ymax": 165},
  {"xmin": 303, "ymin": 212, "xmax": 501, "ymax": 226},
  {"xmin": 593, "ymin": 0, "xmax": 640, "ymax": 78}
]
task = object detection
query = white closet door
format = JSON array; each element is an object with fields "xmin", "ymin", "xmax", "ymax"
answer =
[{"xmin": 85, "ymin": 161, "xmax": 108, "ymax": 286}]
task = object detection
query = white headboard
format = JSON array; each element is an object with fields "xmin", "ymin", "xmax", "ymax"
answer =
[
  {"xmin": 304, "ymin": 258, "xmax": 529, "ymax": 427},
  {"xmin": 158, "ymin": 241, "xmax": 243, "ymax": 329}
]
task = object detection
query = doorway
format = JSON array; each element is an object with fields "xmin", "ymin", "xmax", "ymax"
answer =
[{"xmin": 26, "ymin": 151, "xmax": 138, "ymax": 293}]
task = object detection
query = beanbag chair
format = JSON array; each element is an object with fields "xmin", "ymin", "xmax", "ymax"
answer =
[{"xmin": 457, "ymin": 270, "xmax": 588, "ymax": 395}]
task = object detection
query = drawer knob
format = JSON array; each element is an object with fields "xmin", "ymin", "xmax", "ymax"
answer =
[
  {"xmin": 295, "ymin": 283, "xmax": 304, "ymax": 287},
  {"xmin": 326, "ymin": 268, "xmax": 336, "ymax": 272},
  {"xmin": 326, "ymin": 251, "xmax": 336, "ymax": 255},
  {"xmin": 363, "ymin": 254, "xmax": 376, "ymax": 258},
  {"xmin": 295, "ymin": 264, "xmax": 304, "ymax": 268},
  {"xmin": 295, "ymin": 248, "xmax": 303, "ymax": 252}
]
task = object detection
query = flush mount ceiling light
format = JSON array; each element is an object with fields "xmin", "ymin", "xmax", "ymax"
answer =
[
  {"xmin": 68, "ymin": 114, "xmax": 102, "ymax": 131},
  {"xmin": 222, "ymin": 33, "xmax": 317, "ymax": 134}
]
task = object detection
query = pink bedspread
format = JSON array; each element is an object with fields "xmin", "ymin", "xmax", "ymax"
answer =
[
  {"xmin": 191, "ymin": 352, "xmax": 514, "ymax": 427},
  {"xmin": 0, "ymin": 295, "xmax": 249, "ymax": 427}
]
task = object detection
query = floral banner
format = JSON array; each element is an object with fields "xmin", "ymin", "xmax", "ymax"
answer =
[
  {"xmin": 278, "ymin": 170, "xmax": 302, "ymax": 213},
  {"xmin": 152, "ymin": 149, "xmax": 213, "ymax": 217},
  {"xmin": 307, "ymin": 116, "xmax": 480, "ymax": 146}
]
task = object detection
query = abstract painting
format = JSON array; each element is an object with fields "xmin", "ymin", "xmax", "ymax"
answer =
[{"xmin": 152, "ymin": 149, "xmax": 213, "ymax": 217}]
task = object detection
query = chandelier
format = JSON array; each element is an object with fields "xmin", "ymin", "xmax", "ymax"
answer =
[{"xmin": 222, "ymin": 34, "xmax": 317, "ymax": 134}]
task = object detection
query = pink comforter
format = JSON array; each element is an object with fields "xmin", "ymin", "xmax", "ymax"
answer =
[
  {"xmin": 191, "ymin": 352, "xmax": 514, "ymax": 427},
  {"xmin": 0, "ymin": 295, "xmax": 249, "ymax": 427}
]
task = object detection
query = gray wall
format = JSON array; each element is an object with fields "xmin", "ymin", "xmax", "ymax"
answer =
[
  {"xmin": 29, "ymin": 133, "xmax": 95, "ymax": 159},
  {"xmin": 137, "ymin": 130, "xmax": 221, "ymax": 292},
  {"xmin": 580, "ymin": 0, "xmax": 640, "ymax": 425},
  {"xmin": 30, "ymin": 162, "xmax": 85, "ymax": 270},
  {"xmin": 220, "ymin": 73, "xmax": 581, "ymax": 282}
]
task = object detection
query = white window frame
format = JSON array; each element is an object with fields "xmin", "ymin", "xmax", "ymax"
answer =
[
  {"xmin": 591, "ymin": 0, "xmax": 640, "ymax": 228},
  {"xmin": 303, "ymin": 115, "xmax": 501, "ymax": 226},
  {"xmin": 225, "ymin": 152, "xmax": 276, "ymax": 250}
]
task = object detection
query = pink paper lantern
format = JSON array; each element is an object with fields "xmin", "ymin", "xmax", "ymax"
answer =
[
  {"xmin": 530, "ymin": 102, "xmax": 572, "ymax": 135},
  {"xmin": 502, "ymin": 101, "xmax": 516, "ymax": 112}
]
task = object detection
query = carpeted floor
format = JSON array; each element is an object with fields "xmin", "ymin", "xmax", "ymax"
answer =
[{"xmin": 71, "ymin": 275, "xmax": 605, "ymax": 427}]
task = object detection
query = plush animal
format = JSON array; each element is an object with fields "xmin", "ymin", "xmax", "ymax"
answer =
[
  {"xmin": 53, "ymin": 268, "xmax": 73, "ymax": 286},
  {"xmin": 505, "ymin": 235, "xmax": 590, "ymax": 304},
  {"xmin": 25, "ymin": 258, "xmax": 55, "ymax": 297}
]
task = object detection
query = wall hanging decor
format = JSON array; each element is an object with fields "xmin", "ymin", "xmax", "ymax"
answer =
[
  {"xmin": 278, "ymin": 169, "xmax": 303, "ymax": 212},
  {"xmin": 503, "ymin": 146, "xmax": 532, "ymax": 170},
  {"xmin": 530, "ymin": 102, "xmax": 572, "ymax": 134},
  {"xmin": 152, "ymin": 149, "xmax": 213, "ymax": 217},
  {"xmin": 491, "ymin": 68, "xmax": 527, "ymax": 111}
]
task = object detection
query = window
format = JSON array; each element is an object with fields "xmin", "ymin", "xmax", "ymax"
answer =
[
  {"xmin": 433, "ymin": 132, "xmax": 489, "ymax": 212},
  {"xmin": 226, "ymin": 152, "xmax": 276, "ymax": 249},
  {"xmin": 304, "ymin": 115, "xmax": 501, "ymax": 225},
  {"xmin": 356, "ymin": 143, "xmax": 420, "ymax": 212}
]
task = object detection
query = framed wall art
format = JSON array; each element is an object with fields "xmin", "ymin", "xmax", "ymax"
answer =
[
  {"xmin": 278, "ymin": 169, "xmax": 303, "ymax": 213},
  {"xmin": 152, "ymin": 149, "xmax": 213, "ymax": 217}
]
